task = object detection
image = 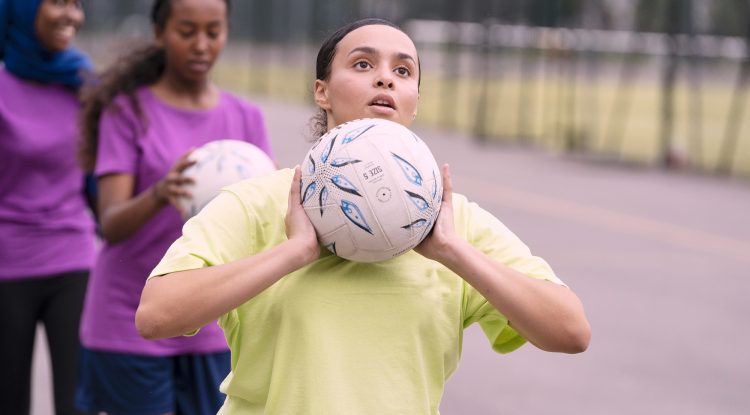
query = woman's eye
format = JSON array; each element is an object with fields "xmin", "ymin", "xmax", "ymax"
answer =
[
  {"xmin": 395, "ymin": 67, "xmax": 410, "ymax": 76},
  {"xmin": 355, "ymin": 61, "xmax": 371, "ymax": 69}
]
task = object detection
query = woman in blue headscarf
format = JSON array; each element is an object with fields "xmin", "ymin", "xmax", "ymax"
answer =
[{"xmin": 0, "ymin": 1, "xmax": 96, "ymax": 414}]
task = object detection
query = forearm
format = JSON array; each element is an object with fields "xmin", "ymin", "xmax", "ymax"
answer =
[
  {"xmin": 100, "ymin": 186, "xmax": 167, "ymax": 243},
  {"xmin": 438, "ymin": 238, "xmax": 590, "ymax": 353},
  {"xmin": 135, "ymin": 239, "xmax": 315, "ymax": 339}
]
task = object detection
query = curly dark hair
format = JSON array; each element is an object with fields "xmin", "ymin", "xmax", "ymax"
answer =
[
  {"xmin": 309, "ymin": 18, "xmax": 420, "ymax": 139},
  {"xmin": 78, "ymin": 0, "xmax": 231, "ymax": 171}
]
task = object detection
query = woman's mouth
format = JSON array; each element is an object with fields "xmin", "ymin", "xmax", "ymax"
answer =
[
  {"xmin": 187, "ymin": 60, "xmax": 212, "ymax": 73},
  {"xmin": 52, "ymin": 25, "xmax": 75, "ymax": 44},
  {"xmin": 369, "ymin": 95, "xmax": 396, "ymax": 114},
  {"xmin": 370, "ymin": 94, "xmax": 396, "ymax": 109},
  {"xmin": 371, "ymin": 99, "xmax": 393, "ymax": 108}
]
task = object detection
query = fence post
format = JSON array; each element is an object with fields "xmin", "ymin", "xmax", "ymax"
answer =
[
  {"xmin": 473, "ymin": 18, "xmax": 494, "ymax": 142},
  {"xmin": 685, "ymin": 0, "xmax": 704, "ymax": 170},
  {"xmin": 716, "ymin": 2, "xmax": 750, "ymax": 175},
  {"xmin": 516, "ymin": 3, "xmax": 534, "ymax": 143},
  {"xmin": 660, "ymin": 0, "xmax": 681, "ymax": 168}
]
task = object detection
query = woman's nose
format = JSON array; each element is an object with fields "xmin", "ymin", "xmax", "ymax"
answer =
[
  {"xmin": 375, "ymin": 73, "xmax": 394, "ymax": 89},
  {"xmin": 194, "ymin": 33, "xmax": 209, "ymax": 53}
]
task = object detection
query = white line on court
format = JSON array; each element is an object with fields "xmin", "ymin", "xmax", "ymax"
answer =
[{"xmin": 454, "ymin": 175, "xmax": 750, "ymax": 263}]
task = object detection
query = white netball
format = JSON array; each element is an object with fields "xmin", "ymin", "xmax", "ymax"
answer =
[
  {"xmin": 300, "ymin": 118, "xmax": 443, "ymax": 262},
  {"xmin": 179, "ymin": 139, "xmax": 275, "ymax": 220}
]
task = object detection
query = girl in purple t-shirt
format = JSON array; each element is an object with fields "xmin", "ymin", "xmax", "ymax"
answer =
[
  {"xmin": 0, "ymin": 1, "xmax": 95, "ymax": 414},
  {"xmin": 75, "ymin": 0, "xmax": 272, "ymax": 414}
]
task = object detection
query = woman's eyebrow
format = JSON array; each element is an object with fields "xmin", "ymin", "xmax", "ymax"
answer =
[
  {"xmin": 348, "ymin": 46, "xmax": 416, "ymax": 64},
  {"xmin": 348, "ymin": 46, "xmax": 378, "ymax": 57},
  {"xmin": 396, "ymin": 52, "xmax": 417, "ymax": 65},
  {"xmin": 176, "ymin": 19, "xmax": 223, "ymax": 26}
]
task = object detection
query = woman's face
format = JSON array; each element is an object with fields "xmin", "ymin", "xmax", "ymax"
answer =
[
  {"xmin": 315, "ymin": 24, "xmax": 420, "ymax": 130},
  {"xmin": 155, "ymin": 0, "xmax": 228, "ymax": 84},
  {"xmin": 34, "ymin": 0, "xmax": 84, "ymax": 53}
]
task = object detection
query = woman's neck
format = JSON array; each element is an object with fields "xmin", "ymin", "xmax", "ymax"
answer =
[{"xmin": 150, "ymin": 73, "xmax": 219, "ymax": 110}]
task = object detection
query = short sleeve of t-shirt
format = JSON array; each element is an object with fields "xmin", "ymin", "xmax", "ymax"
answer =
[
  {"xmin": 150, "ymin": 189, "xmax": 260, "ymax": 277},
  {"xmin": 456, "ymin": 194, "xmax": 565, "ymax": 354},
  {"xmin": 95, "ymin": 102, "xmax": 140, "ymax": 177},
  {"xmin": 149, "ymin": 169, "xmax": 292, "ymax": 333}
]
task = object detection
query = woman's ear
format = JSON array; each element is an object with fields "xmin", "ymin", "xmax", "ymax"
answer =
[
  {"xmin": 314, "ymin": 79, "xmax": 331, "ymax": 111},
  {"xmin": 154, "ymin": 25, "xmax": 165, "ymax": 48}
]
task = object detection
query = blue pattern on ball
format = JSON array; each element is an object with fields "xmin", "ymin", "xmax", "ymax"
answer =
[
  {"xmin": 405, "ymin": 190, "xmax": 429, "ymax": 212},
  {"xmin": 392, "ymin": 153, "xmax": 423, "ymax": 186},
  {"xmin": 326, "ymin": 242, "xmax": 337, "ymax": 255},
  {"xmin": 341, "ymin": 199, "xmax": 373, "ymax": 234},
  {"xmin": 341, "ymin": 123, "xmax": 375, "ymax": 144},
  {"xmin": 302, "ymin": 181, "xmax": 316, "ymax": 204},
  {"xmin": 401, "ymin": 218, "xmax": 428, "ymax": 229},
  {"xmin": 319, "ymin": 186, "xmax": 328, "ymax": 216},
  {"xmin": 331, "ymin": 158, "xmax": 362, "ymax": 167},
  {"xmin": 320, "ymin": 135, "xmax": 337, "ymax": 163},
  {"xmin": 307, "ymin": 155, "xmax": 316, "ymax": 174},
  {"xmin": 331, "ymin": 175, "xmax": 362, "ymax": 196}
]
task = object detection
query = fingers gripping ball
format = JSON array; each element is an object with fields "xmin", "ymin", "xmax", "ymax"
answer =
[
  {"xmin": 300, "ymin": 118, "xmax": 443, "ymax": 262},
  {"xmin": 179, "ymin": 140, "xmax": 275, "ymax": 220}
]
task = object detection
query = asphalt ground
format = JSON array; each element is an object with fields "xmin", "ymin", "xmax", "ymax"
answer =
[{"xmin": 32, "ymin": 97, "xmax": 750, "ymax": 414}]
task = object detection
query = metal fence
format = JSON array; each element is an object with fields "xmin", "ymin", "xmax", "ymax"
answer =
[
  {"xmin": 405, "ymin": 19, "xmax": 750, "ymax": 176},
  {"xmin": 79, "ymin": 0, "xmax": 750, "ymax": 177}
]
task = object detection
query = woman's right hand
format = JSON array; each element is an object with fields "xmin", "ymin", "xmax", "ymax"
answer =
[
  {"xmin": 285, "ymin": 166, "xmax": 320, "ymax": 265},
  {"xmin": 153, "ymin": 149, "xmax": 196, "ymax": 217}
]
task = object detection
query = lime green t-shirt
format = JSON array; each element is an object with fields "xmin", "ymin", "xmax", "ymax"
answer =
[{"xmin": 151, "ymin": 168, "xmax": 563, "ymax": 415}]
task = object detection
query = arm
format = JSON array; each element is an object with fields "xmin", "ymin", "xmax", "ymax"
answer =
[
  {"xmin": 416, "ymin": 165, "xmax": 591, "ymax": 354},
  {"xmin": 135, "ymin": 166, "xmax": 319, "ymax": 339},
  {"xmin": 98, "ymin": 151, "xmax": 194, "ymax": 243}
]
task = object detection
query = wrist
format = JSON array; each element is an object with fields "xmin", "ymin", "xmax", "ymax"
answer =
[
  {"xmin": 151, "ymin": 184, "xmax": 168, "ymax": 207},
  {"xmin": 282, "ymin": 238, "xmax": 320, "ymax": 269},
  {"xmin": 433, "ymin": 236, "xmax": 472, "ymax": 268}
]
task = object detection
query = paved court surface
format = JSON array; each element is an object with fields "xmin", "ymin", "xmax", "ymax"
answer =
[{"xmin": 32, "ymin": 98, "xmax": 750, "ymax": 414}]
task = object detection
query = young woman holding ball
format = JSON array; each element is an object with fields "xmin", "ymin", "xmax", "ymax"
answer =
[{"xmin": 137, "ymin": 18, "xmax": 590, "ymax": 414}]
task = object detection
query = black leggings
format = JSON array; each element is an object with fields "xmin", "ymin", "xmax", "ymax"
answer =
[{"xmin": 0, "ymin": 271, "xmax": 88, "ymax": 415}]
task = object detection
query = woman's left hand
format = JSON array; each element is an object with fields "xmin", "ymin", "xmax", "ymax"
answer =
[{"xmin": 415, "ymin": 164, "xmax": 459, "ymax": 262}]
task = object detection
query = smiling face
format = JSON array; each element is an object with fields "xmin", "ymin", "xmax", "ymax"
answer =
[
  {"xmin": 34, "ymin": 0, "xmax": 84, "ymax": 53},
  {"xmin": 314, "ymin": 24, "xmax": 420, "ymax": 131},
  {"xmin": 155, "ymin": 0, "xmax": 228, "ymax": 85}
]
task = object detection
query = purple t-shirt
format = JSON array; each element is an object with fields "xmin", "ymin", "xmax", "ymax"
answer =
[
  {"xmin": 0, "ymin": 68, "xmax": 96, "ymax": 280},
  {"xmin": 80, "ymin": 87, "xmax": 272, "ymax": 355}
]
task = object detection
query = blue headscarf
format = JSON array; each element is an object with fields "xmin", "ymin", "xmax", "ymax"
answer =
[{"xmin": 0, "ymin": 0, "xmax": 92, "ymax": 87}]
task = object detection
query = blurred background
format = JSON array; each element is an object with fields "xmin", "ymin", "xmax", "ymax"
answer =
[
  {"xmin": 77, "ymin": 0, "xmax": 750, "ymax": 177},
  {"xmin": 30, "ymin": 1, "xmax": 750, "ymax": 414}
]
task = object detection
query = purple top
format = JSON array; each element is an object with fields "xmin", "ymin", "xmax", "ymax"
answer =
[
  {"xmin": 0, "ymin": 69, "xmax": 96, "ymax": 280},
  {"xmin": 80, "ymin": 87, "xmax": 272, "ymax": 355}
]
